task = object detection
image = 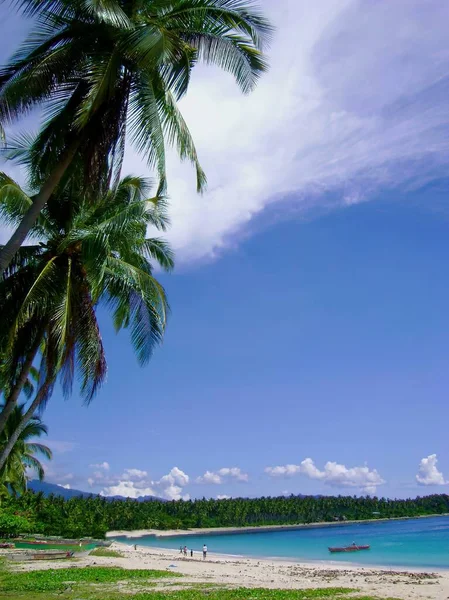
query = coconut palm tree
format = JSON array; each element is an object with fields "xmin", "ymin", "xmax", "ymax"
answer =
[
  {"xmin": 0, "ymin": 169, "xmax": 173, "ymax": 469},
  {"xmin": 0, "ymin": 403, "xmax": 52, "ymax": 496},
  {"xmin": 0, "ymin": 0, "xmax": 272, "ymax": 273}
]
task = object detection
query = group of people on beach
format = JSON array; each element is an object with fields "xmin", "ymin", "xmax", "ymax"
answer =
[{"xmin": 180, "ymin": 544, "xmax": 208, "ymax": 559}]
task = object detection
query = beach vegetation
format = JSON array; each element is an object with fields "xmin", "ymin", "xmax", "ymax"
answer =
[
  {"xmin": 90, "ymin": 547, "xmax": 124, "ymax": 558},
  {"xmin": 2, "ymin": 491, "xmax": 449, "ymax": 538},
  {"xmin": 0, "ymin": 174, "xmax": 172, "ymax": 472},
  {"xmin": 0, "ymin": 403, "xmax": 51, "ymax": 498}
]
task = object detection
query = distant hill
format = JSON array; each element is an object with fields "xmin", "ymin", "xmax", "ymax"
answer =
[{"xmin": 28, "ymin": 480, "xmax": 165, "ymax": 502}]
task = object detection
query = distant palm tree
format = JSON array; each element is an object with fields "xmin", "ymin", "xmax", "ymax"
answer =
[
  {"xmin": 0, "ymin": 170, "xmax": 173, "ymax": 469},
  {"xmin": 0, "ymin": 0, "xmax": 272, "ymax": 273},
  {"xmin": 0, "ymin": 403, "xmax": 52, "ymax": 496}
]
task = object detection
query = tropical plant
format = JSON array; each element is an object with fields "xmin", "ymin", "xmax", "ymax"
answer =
[
  {"xmin": 0, "ymin": 170, "xmax": 173, "ymax": 470},
  {"xmin": 0, "ymin": 403, "xmax": 52, "ymax": 497},
  {"xmin": 0, "ymin": 0, "xmax": 272, "ymax": 273},
  {"xmin": 3, "ymin": 490, "xmax": 449, "ymax": 538}
]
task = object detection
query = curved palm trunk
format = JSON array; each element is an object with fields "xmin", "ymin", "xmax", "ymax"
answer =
[
  {"xmin": 0, "ymin": 375, "xmax": 53, "ymax": 473},
  {"xmin": 0, "ymin": 139, "xmax": 81, "ymax": 275},
  {"xmin": 0, "ymin": 333, "xmax": 42, "ymax": 437}
]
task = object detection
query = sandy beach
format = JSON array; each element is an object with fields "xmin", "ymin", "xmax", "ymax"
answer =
[{"xmin": 7, "ymin": 541, "xmax": 447, "ymax": 600}]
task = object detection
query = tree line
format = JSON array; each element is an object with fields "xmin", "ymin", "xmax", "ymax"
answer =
[{"xmin": 2, "ymin": 492, "xmax": 449, "ymax": 539}]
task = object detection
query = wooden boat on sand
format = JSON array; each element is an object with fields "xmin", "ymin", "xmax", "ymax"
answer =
[
  {"xmin": 0, "ymin": 543, "xmax": 15, "ymax": 549},
  {"xmin": 328, "ymin": 544, "xmax": 370, "ymax": 553},
  {"xmin": 31, "ymin": 551, "xmax": 74, "ymax": 560}
]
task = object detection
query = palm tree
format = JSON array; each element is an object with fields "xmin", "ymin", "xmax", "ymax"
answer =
[
  {"xmin": 0, "ymin": 0, "xmax": 272, "ymax": 273},
  {"xmin": 0, "ymin": 403, "xmax": 52, "ymax": 497},
  {"xmin": 0, "ymin": 169, "xmax": 173, "ymax": 470}
]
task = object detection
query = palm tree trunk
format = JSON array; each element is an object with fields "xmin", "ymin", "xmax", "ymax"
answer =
[
  {"xmin": 0, "ymin": 375, "xmax": 53, "ymax": 473},
  {"xmin": 0, "ymin": 139, "xmax": 81, "ymax": 275},
  {"xmin": 0, "ymin": 332, "xmax": 43, "ymax": 437}
]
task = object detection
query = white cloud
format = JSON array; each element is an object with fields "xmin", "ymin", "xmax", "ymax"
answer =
[
  {"xmin": 196, "ymin": 467, "xmax": 249, "ymax": 485},
  {"xmin": 118, "ymin": 0, "xmax": 449, "ymax": 264},
  {"xmin": 87, "ymin": 478, "xmax": 94, "ymax": 487},
  {"xmin": 217, "ymin": 494, "xmax": 231, "ymax": 500},
  {"xmin": 122, "ymin": 468, "xmax": 148, "ymax": 480},
  {"xmin": 100, "ymin": 466, "xmax": 190, "ymax": 501},
  {"xmin": 266, "ymin": 458, "xmax": 385, "ymax": 494},
  {"xmin": 159, "ymin": 467, "xmax": 190, "ymax": 488},
  {"xmin": 265, "ymin": 464, "xmax": 301, "ymax": 478},
  {"xmin": 197, "ymin": 471, "xmax": 222, "ymax": 485},
  {"xmin": 57, "ymin": 483, "xmax": 71, "ymax": 490},
  {"xmin": 100, "ymin": 481, "xmax": 157, "ymax": 499},
  {"xmin": 89, "ymin": 462, "xmax": 110, "ymax": 471},
  {"xmin": 416, "ymin": 454, "xmax": 447, "ymax": 486}
]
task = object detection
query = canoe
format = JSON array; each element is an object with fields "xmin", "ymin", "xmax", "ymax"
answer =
[
  {"xmin": 328, "ymin": 545, "xmax": 370, "ymax": 553},
  {"xmin": 0, "ymin": 543, "xmax": 15, "ymax": 549},
  {"xmin": 31, "ymin": 551, "xmax": 74, "ymax": 560}
]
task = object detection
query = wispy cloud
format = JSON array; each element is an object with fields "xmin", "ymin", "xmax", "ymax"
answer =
[
  {"xmin": 89, "ymin": 462, "xmax": 110, "ymax": 471},
  {"xmin": 120, "ymin": 0, "xmax": 449, "ymax": 264},
  {"xmin": 46, "ymin": 440, "xmax": 77, "ymax": 454}
]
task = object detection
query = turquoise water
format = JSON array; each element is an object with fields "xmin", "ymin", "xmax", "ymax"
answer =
[{"xmin": 114, "ymin": 516, "xmax": 449, "ymax": 569}]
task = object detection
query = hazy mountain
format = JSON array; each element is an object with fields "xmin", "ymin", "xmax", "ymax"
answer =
[{"xmin": 28, "ymin": 480, "xmax": 165, "ymax": 502}]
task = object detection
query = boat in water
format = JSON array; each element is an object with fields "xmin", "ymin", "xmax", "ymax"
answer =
[{"xmin": 328, "ymin": 544, "xmax": 370, "ymax": 553}]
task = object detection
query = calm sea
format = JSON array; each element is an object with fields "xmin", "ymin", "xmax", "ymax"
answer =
[{"xmin": 114, "ymin": 516, "xmax": 449, "ymax": 569}]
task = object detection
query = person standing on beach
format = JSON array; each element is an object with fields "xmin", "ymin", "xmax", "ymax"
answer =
[
  {"xmin": 183, "ymin": 545, "xmax": 187, "ymax": 557},
  {"xmin": 203, "ymin": 544, "xmax": 207, "ymax": 559},
  {"xmin": 179, "ymin": 546, "xmax": 183, "ymax": 554},
  {"xmin": 190, "ymin": 549, "xmax": 193, "ymax": 558}
]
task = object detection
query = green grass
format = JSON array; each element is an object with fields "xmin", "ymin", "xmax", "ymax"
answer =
[
  {"xmin": 89, "ymin": 547, "xmax": 124, "ymax": 558},
  {"xmin": 131, "ymin": 591, "xmax": 356, "ymax": 599},
  {"xmin": 0, "ymin": 564, "xmax": 398, "ymax": 600},
  {"xmin": 0, "ymin": 565, "xmax": 180, "ymax": 593},
  {"xmin": 14, "ymin": 542, "xmax": 95, "ymax": 552}
]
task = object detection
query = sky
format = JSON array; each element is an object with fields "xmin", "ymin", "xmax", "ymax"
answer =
[{"xmin": 1, "ymin": 0, "xmax": 449, "ymax": 501}]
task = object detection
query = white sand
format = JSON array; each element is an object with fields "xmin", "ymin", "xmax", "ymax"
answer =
[{"xmin": 8, "ymin": 542, "xmax": 448, "ymax": 599}]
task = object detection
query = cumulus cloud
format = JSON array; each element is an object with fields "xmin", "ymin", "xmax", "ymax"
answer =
[
  {"xmin": 123, "ymin": 468, "xmax": 148, "ymax": 480},
  {"xmin": 265, "ymin": 458, "xmax": 385, "ymax": 494},
  {"xmin": 87, "ymin": 478, "xmax": 94, "ymax": 487},
  {"xmin": 416, "ymin": 454, "xmax": 447, "ymax": 486},
  {"xmin": 116, "ymin": 0, "xmax": 449, "ymax": 264},
  {"xmin": 99, "ymin": 466, "xmax": 190, "ymax": 501},
  {"xmin": 57, "ymin": 483, "xmax": 71, "ymax": 490},
  {"xmin": 196, "ymin": 467, "xmax": 249, "ymax": 485},
  {"xmin": 89, "ymin": 462, "xmax": 110, "ymax": 471},
  {"xmin": 217, "ymin": 495, "xmax": 231, "ymax": 500}
]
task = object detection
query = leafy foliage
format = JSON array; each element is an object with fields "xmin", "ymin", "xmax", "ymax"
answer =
[
  {"xmin": 0, "ymin": 403, "xmax": 51, "ymax": 496},
  {"xmin": 0, "ymin": 172, "xmax": 172, "ymax": 417},
  {"xmin": 2, "ymin": 491, "xmax": 449, "ymax": 538},
  {"xmin": 0, "ymin": 511, "xmax": 33, "ymax": 536},
  {"xmin": 0, "ymin": 566, "xmax": 179, "ymax": 593},
  {"xmin": 0, "ymin": 0, "xmax": 273, "ymax": 194}
]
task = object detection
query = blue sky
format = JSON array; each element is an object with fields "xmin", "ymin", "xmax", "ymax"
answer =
[{"xmin": 1, "ymin": 1, "xmax": 449, "ymax": 500}]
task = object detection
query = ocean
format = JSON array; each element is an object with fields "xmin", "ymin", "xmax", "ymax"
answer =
[{"xmin": 114, "ymin": 516, "xmax": 449, "ymax": 569}]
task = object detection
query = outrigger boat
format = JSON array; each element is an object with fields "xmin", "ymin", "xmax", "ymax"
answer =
[
  {"xmin": 30, "ymin": 551, "xmax": 74, "ymax": 560},
  {"xmin": 328, "ymin": 544, "xmax": 370, "ymax": 553}
]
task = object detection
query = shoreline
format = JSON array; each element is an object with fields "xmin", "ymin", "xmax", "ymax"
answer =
[
  {"xmin": 106, "ymin": 512, "xmax": 449, "ymax": 539},
  {"xmin": 116, "ymin": 541, "xmax": 449, "ymax": 574},
  {"xmin": 13, "ymin": 541, "xmax": 447, "ymax": 600}
]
